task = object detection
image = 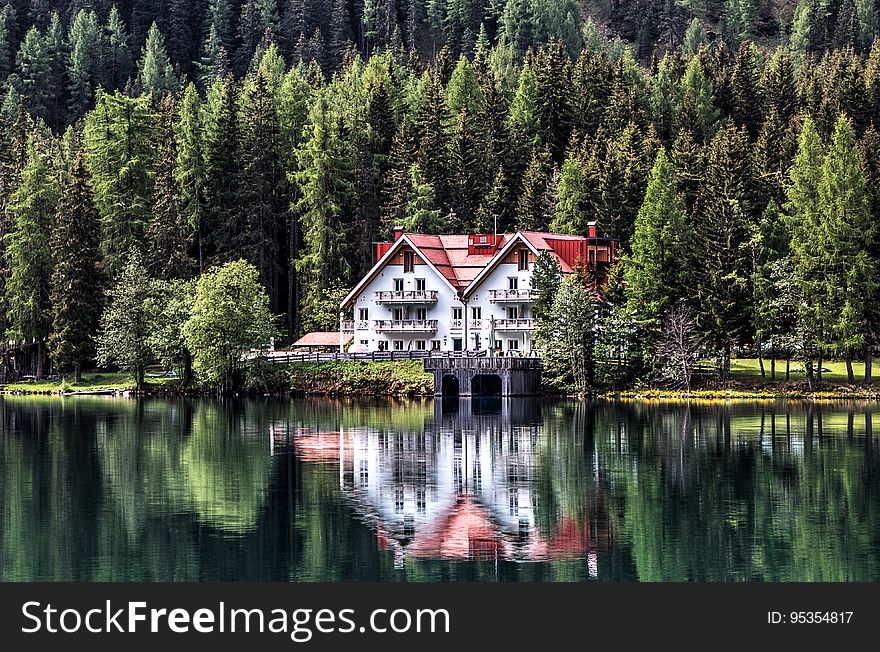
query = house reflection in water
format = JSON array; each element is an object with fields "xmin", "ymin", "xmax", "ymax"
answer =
[{"xmin": 294, "ymin": 398, "xmax": 602, "ymax": 574}]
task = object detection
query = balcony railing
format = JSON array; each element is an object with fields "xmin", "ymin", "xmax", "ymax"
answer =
[
  {"xmin": 373, "ymin": 319, "xmax": 439, "ymax": 333},
  {"xmin": 374, "ymin": 290, "xmax": 438, "ymax": 304},
  {"xmin": 341, "ymin": 320, "xmax": 355, "ymax": 332},
  {"xmin": 493, "ymin": 318, "xmax": 536, "ymax": 331},
  {"xmin": 487, "ymin": 288, "xmax": 536, "ymax": 303},
  {"xmin": 470, "ymin": 319, "xmax": 483, "ymax": 330},
  {"xmin": 450, "ymin": 319, "xmax": 463, "ymax": 330}
]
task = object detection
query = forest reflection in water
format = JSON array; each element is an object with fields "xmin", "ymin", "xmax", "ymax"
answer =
[{"xmin": 0, "ymin": 395, "xmax": 878, "ymax": 581}]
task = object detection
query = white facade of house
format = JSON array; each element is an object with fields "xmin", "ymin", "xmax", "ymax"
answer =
[
  {"xmin": 340, "ymin": 232, "xmax": 545, "ymax": 354},
  {"xmin": 342, "ymin": 253, "xmax": 464, "ymax": 353}
]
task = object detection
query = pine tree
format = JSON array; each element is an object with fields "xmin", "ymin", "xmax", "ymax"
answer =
[
  {"xmin": 16, "ymin": 25, "xmax": 50, "ymax": 122},
  {"xmin": 295, "ymin": 90, "xmax": 355, "ymax": 329},
  {"xmin": 404, "ymin": 163, "xmax": 444, "ymax": 232},
  {"xmin": 415, "ymin": 68, "xmax": 450, "ymax": 197},
  {"xmin": 67, "ymin": 8, "xmax": 100, "ymax": 119},
  {"xmin": 532, "ymin": 39, "xmax": 572, "ymax": 160},
  {"xmin": 237, "ymin": 70, "xmax": 287, "ymax": 311},
  {"xmin": 551, "ymin": 138, "xmax": 600, "ymax": 236},
  {"xmin": 175, "ymin": 82, "xmax": 206, "ymax": 272},
  {"xmin": 97, "ymin": 247, "xmax": 152, "ymax": 389},
  {"xmin": 202, "ymin": 76, "xmax": 240, "ymax": 267},
  {"xmin": 139, "ymin": 22, "xmax": 178, "ymax": 99},
  {"xmin": 84, "ymin": 90, "xmax": 157, "ymax": 278},
  {"xmin": 730, "ymin": 40, "xmax": 763, "ymax": 139},
  {"xmin": 624, "ymin": 148, "xmax": 689, "ymax": 329},
  {"xmin": 516, "ymin": 145, "xmax": 553, "ymax": 230},
  {"xmin": 147, "ymin": 95, "xmax": 193, "ymax": 281},
  {"xmin": 48, "ymin": 151, "xmax": 102, "ymax": 380},
  {"xmin": 817, "ymin": 115, "xmax": 876, "ymax": 381},
  {"xmin": 44, "ymin": 12, "xmax": 67, "ymax": 131},
  {"xmin": 446, "ymin": 107, "xmax": 483, "ymax": 231},
  {"xmin": 3, "ymin": 130, "xmax": 60, "ymax": 379},
  {"xmin": 677, "ymin": 55, "xmax": 720, "ymax": 143},
  {"xmin": 786, "ymin": 116, "xmax": 826, "ymax": 384},
  {"xmin": 692, "ymin": 119, "xmax": 756, "ymax": 375},
  {"xmin": 101, "ymin": 5, "xmax": 133, "ymax": 92},
  {"xmin": 0, "ymin": 11, "xmax": 11, "ymax": 83}
]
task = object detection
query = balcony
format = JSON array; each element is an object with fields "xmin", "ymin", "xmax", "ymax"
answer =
[
  {"xmin": 341, "ymin": 320, "xmax": 355, "ymax": 332},
  {"xmin": 373, "ymin": 319, "xmax": 439, "ymax": 333},
  {"xmin": 493, "ymin": 318, "xmax": 536, "ymax": 331},
  {"xmin": 487, "ymin": 289, "xmax": 536, "ymax": 303},
  {"xmin": 374, "ymin": 290, "xmax": 438, "ymax": 304}
]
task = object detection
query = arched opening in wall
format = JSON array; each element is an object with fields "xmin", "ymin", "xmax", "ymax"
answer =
[
  {"xmin": 472, "ymin": 374, "xmax": 502, "ymax": 397},
  {"xmin": 441, "ymin": 374, "xmax": 459, "ymax": 396}
]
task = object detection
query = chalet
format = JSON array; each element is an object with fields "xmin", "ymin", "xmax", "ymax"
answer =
[{"xmin": 339, "ymin": 225, "xmax": 615, "ymax": 354}]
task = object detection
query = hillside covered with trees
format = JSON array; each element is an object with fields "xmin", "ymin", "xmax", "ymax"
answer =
[{"xmin": 1, "ymin": 0, "xmax": 880, "ymax": 390}]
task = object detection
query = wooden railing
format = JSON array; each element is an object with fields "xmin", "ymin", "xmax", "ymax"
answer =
[
  {"xmin": 487, "ymin": 289, "xmax": 536, "ymax": 302},
  {"xmin": 373, "ymin": 319, "xmax": 439, "ymax": 332},
  {"xmin": 374, "ymin": 290, "xmax": 439, "ymax": 303}
]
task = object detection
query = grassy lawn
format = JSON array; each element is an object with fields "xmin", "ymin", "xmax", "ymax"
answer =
[
  {"xmin": 726, "ymin": 358, "xmax": 878, "ymax": 384},
  {"xmin": 1, "ymin": 372, "xmax": 178, "ymax": 394}
]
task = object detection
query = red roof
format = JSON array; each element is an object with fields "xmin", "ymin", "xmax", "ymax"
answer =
[
  {"xmin": 342, "ymin": 229, "xmax": 614, "ymax": 310},
  {"xmin": 292, "ymin": 332, "xmax": 350, "ymax": 347}
]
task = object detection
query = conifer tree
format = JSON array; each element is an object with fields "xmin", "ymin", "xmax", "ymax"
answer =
[
  {"xmin": 817, "ymin": 115, "xmax": 876, "ymax": 382},
  {"xmin": 16, "ymin": 25, "xmax": 50, "ymax": 122},
  {"xmin": 147, "ymin": 95, "xmax": 192, "ymax": 281},
  {"xmin": 3, "ymin": 130, "xmax": 60, "ymax": 379},
  {"xmin": 48, "ymin": 152, "xmax": 101, "ymax": 381},
  {"xmin": 677, "ymin": 55, "xmax": 719, "ymax": 143},
  {"xmin": 532, "ymin": 39, "xmax": 572, "ymax": 160},
  {"xmin": 202, "ymin": 75, "xmax": 240, "ymax": 265},
  {"xmin": 786, "ymin": 116, "xmax": 826, "ymax": 384},
  {"xmin": 516, "ymin": 145, "xmax": 553, "ymax": 230},
  {"xmin": 295, "ymin": 90, "xmax": 355, "ymax": 329},
  {"xmin": 139, "ymin": 22, "xmax": 178, "ymax": 99},
  {"xmin": 624, "ymin": 148, "xmax": 689, "ymax": 330},
  {"xmin": 84, "ymin": 90, "xmax": 156, "ymax": 278},
  {"xmin": 551, "ymin": 138, "xmax": 600, "ymax": 236},
  {"xmin": 404, "ymin": 163, "xmax": 444, "ymax": 232},
  {"xmin": 97, "ymin": 247, "xmax": 153, "ymax": 389},
  {"xmin": 67, "ymin": 8, "xmax": 100, "ymax": 119},
  {"xmin": 692, "ymin": 120, "xmax": 755, "ymax": 376},
  {"xmin": 101, "ymin": 5, "xmax": 133, "ymax": 92},
  {"xmin": 44, "ymin": 12, "xmax": 67, "ymax": 131},
  {"xmin": 238, "ymin": 71, "xmax": 287, "ymax": 311}
]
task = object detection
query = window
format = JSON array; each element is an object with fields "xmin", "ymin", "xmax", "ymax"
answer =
[
  {"xmin": 403, "ymin": 251, "xmax": 414, "ymax": 273},
  {"xmin": 358, "ymin": 308, "xmax": 369, "ymax": 321},
  {"xmin": 472, "ymin": 306, "xmax": 481, "ymax": 320},
  {"xmin": 507, "ymin": 306, "xmax": 518, "ymax": 320},
  {"xmin": 393, "ymin": 278, "xmax": 404, "ymax": 291},
  {"xmin": 517, "ymin": 249, "xmax": 529, "ymax": 271},
  {"xmin": 508, "ymin": 277, "xmax": 518, "ymax": 290},
  {"xmin": 494, "ymin": 340, "xmax": 502, "ymax": 351},
  {"xmin": 431, "ymin": 340, "xmax": 441, "ymax": 350},
  {"xmin": 393, "ymin": 340, "xmax": 404, "ymax": 351},
  {"xmin": 451, "ymin": 307, "xmax": 463, "ymax": 320},
  {"xmin": 479, "ymin": 235, "xmax": 488, "ymax": 243},
  {"xmin": 415, "ymin": 278, "xmax": 426, "ymax": 291},
  {"xmin": 416, "ymin": 340, "xmax": 426, "ymax": 350},
  {"xmin": 453, "ymin": 338, "xmax": 463, "ymax": 351},
  {"xmin": 416, "ymin": 308, "xmax": 427, "ymax": 320},
  {"xmin": 507, "ymin": 339, "xmax": 519, "ymax": 350},
  {"xmin": 360, "ymin": 339, "xmax": 368, "ymax": 346},
  {"xmin": 393, "ymin": 308, "xmax": 404, "ymax": 320}
]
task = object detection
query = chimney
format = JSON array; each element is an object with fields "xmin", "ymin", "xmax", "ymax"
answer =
[{"xmin": 393, "ymin": 226, "xmax": 404, "ymax": 241}]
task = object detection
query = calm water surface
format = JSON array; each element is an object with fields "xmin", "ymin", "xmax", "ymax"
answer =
[{"xmin": 1, "ymin": 396, "xmax": 878, "ymax": 581}]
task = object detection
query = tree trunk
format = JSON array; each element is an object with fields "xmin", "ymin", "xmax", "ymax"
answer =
[
  {"xmin": 817, "ymin": 357, "xmax": 823, "ymax": 383},
  {"xmin": 758, "ymin": 351, "xmax": 765, "ymax": 379},
  {"xmin": 74, "ymin": 362, "xmax": 82, "ymax": 383},
  {"xmin": 866, "ymin": 353, "xmax": 872, "ymax": 384},
  {"xmin": 136, "ymin": 364, "xmax": 144, "ymax": 390},
  {"xmin": 845, "ymin": 351, "xmax": 854, "ymax": 384},
  {"xmin": 770, "ymin": 351, "xmax": 776, "ymax": 382},
  {"xmin": 183, "ymin": 350, "xmax": 193, "ymax": 387},
  {"xmin": 35, "ymin": 340, "xmax": 45, "ymax": 380},
  {"xmin": 785, "ymin": 356, "xmax": 790, "ymax": 381}
]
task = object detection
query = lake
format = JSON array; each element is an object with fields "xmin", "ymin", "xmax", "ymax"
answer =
[{"xmin": 1, "ymin": 395, "xmax": 878, "ymax": 581}]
